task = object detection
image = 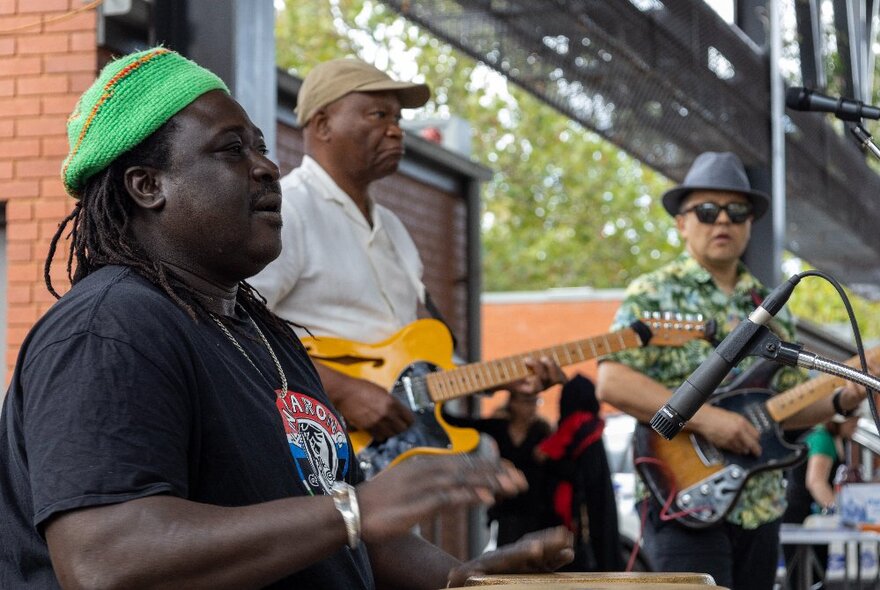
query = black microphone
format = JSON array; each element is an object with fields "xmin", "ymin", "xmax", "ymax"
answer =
[
  {"xmin": 650, "ymin": 276, "xmax": 801, "ymax": 440},
  {"xmin": 785, "ymin": 87, "xmax": 880, "ymax": 122}
]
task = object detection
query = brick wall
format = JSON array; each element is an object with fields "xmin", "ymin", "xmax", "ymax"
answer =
[
  {"xmin": 481, "ymin": 295, "xmax": 623, "ymax": 424},
  {"xmin": 0, "ymin": 0, "xmax": 97, "ymax": 377}
]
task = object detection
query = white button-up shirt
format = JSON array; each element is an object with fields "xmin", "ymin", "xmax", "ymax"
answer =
[{"xmin": 249, "ymin": 156, "xmax": 425, "ymax": 343}]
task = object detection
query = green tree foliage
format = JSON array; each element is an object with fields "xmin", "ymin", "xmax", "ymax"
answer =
[
  {"xmin": 274, "ymin": 0, "xmax": 880, "ymax": 340},
  {"xmin": 274, "ymin": 0, "xmax": 678, "ymax": 291},
  {"xmin": 784, "ymin": 257, "xmax": 880, "ymax": 344}
]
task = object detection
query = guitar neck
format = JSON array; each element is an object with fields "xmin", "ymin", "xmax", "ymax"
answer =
[
  {"xmin": 425, "ymin": 327, "xmax": 644, "ymax": 402},
  {"xmin": 765, "ymin": 346, "xmax": 880, "ymax": 422}
]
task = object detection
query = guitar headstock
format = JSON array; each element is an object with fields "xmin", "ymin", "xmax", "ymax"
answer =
[{"xmin": 635, "ymin": 311, "xmax": 716, "ymax": 347}]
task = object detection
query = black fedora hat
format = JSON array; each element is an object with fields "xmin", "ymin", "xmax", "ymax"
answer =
[{"xmin": 661, "ymin": 152, "xmax": 770, "ymax": 220}]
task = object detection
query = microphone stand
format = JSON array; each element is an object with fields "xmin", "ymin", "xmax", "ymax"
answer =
[
  {"xmin": 849, "ymin": 124, "xmax": 880, "ymax": 161},
  {"xmin": 759, "ymin": 334, "xmax": 880, "ymax": 393}
]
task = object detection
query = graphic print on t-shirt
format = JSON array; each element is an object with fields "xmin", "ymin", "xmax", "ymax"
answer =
[{"xmin": 276, "ymin": 391, "xmax": 350, "ymax": 495}]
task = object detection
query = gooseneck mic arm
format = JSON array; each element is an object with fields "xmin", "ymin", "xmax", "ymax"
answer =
[{"xmin": 766, "ymin": 341, "xmax": 880, "ymax": 392}]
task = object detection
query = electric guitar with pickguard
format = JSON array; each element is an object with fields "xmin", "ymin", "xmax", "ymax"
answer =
[
  {"xmin": 302, "ymin": 313, "xmax": 715, "ymax": 478},
  {"xmin": 634, "ymin": 346, "xmax": 880, "ymax": 528}
]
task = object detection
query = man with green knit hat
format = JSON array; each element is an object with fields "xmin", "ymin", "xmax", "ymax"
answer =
[{"xmin": 0, "ymin": 47, "xmax": 573, "ymax": 589}]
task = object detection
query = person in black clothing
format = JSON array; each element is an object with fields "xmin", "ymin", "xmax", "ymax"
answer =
[
  {"xmin": 537, "ymin": 374, "xmax": 625, "ymax": 573},
  {"xmin": 0, "ymin": 47, "xmax": 574, "ymax": 589},
  {"xmin": 443, "ymin": 361, "xmax": 560, "ymax": 546}
]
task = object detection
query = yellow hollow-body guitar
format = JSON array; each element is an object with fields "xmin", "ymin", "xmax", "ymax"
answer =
[{"xmin": 303, "ymin": 313, "xmax": 714, "ymax": 478}]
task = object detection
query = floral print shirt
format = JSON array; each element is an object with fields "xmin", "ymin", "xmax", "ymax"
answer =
[{"xmin": 604, "ymin": 252, "xmax": 807, "ymax": 528}]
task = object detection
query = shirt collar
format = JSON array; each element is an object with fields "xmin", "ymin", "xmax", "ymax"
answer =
[
  {"xmin": 675, "ymin": 251, "xmax": 757, "ymax": 295},
  {"xmin": 300, "ymin": 156, "xmax": 377, "ymax": 230}
]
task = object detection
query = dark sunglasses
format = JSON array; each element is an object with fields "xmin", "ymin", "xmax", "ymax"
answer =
[{"xmin": 680, "ymin": 201, "xmax": 753, "ymax": 224}]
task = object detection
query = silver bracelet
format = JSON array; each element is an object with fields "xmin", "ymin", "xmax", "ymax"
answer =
[{"xmin": 330, "ymin": 481, "xmax": 361, "ymax": 549}]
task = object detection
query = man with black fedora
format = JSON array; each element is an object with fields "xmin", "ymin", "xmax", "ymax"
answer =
[{"xmin": 595, "ymin": 151, "xmax": 864, "ymax": 589}]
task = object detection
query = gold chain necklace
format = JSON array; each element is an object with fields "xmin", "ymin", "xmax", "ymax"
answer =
[{"xmin": 210, "ymin": 311, "xmax": 288, "ymax": 397}]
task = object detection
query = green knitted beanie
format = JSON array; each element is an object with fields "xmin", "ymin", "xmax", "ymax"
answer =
[{"xmin": 62, "ymin": 47, "xmax": 229, "ymax": 197}]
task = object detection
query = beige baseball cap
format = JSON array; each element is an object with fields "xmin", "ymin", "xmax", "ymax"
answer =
[{"xmin": 295, "ymin": 58, "xmax": 431, "ymax": 126}]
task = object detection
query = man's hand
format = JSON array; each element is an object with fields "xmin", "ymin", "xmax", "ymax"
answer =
[
  {"xmin": 314, "ymin": 364, "xmax": 414, "ymax": 440},
  {"xmin": 504, "ymin": 357, "xmax": 568, "ymax": 396},
  {"xmin": 446, "ymin": 526, "xmax": 575, "ymax": 587},
  {"xmin": 358, "ymin": 455, "xmax": 529, "ymax": 543},
  {"xmin": 691, "ymin": 405, "xmax": 762, "ymax": 456}
]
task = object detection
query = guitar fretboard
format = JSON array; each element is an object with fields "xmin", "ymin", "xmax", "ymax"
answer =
[
  {"xmin": 425, "ymin": 328, "xmax": 643, "ymax": 402},
  {"xmin": 766, "ymin": 346, "xmax": 880, "ymax": 422}
]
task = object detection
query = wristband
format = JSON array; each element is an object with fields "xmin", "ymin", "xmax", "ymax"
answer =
[
  {"xmin": 331, "ymin": 481, "xmax": 361, "ymax": 549},
  {"xmin": 832, "ymin": 388, "xmax": 856, "ymax": 418}
]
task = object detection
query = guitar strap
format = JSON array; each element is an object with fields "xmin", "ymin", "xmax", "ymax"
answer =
[{"xmin": 424, "ymin": 289, "xmax": 459, "ymax": 351}]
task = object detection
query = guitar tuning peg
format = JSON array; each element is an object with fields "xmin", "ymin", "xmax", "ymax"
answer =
[
  {"xmin": 662, "ymin": 311, "xmax": 672, "ymax": 320},
  {"xmin": 651, "ymin": 311, "xmax": 661, "ymax": 320}
]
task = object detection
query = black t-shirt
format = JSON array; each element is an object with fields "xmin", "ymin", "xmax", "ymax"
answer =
[{"xmin": 0, "ymin": 266, "xmax": 373, "ymax": 589}]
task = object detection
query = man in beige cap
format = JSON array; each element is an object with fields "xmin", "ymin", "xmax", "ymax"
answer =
[
  {"xmin": 250, "ymin": 59, "xmax": 560, "ymax": 455},
  {"xmin": 249, "ymin": 58, "xmax": 431, "ymax": 442}
]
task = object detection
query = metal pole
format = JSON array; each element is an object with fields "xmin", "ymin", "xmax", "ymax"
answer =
[{"xmin": 769, "ymin": 0, "xmax": 785, "ymax": 286}]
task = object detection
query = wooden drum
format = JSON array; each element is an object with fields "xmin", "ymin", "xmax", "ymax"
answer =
[
  {"xmin": 450, "ymin": 584, "xmax": 727, "ymax": 590},
  {"xmin": 461, "ymin": 571, "xmax": 719, "ymax": 587}
]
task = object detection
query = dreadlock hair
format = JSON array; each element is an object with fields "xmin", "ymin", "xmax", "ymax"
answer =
[{"xmin": 46, "ymin": 118, "xmax": 304, "ymax": 350}]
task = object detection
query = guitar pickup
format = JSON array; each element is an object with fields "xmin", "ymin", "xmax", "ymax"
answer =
[{"xmin": 691, "ymin": 433, "xmax": 724, "ymax": 466}]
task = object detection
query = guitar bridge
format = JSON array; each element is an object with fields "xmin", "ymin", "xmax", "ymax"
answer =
[{"xmin": 676, "ymin": 464, "xmax": 746, "ymax": 524}]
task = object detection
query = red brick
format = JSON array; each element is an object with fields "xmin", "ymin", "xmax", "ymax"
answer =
[
  {"xmin": 68, "ymin": 71, "xmax": 94, "ymax": 93},
  {"xmin": 0, "ymin": 138, "xmax": 41, "ymax": 159},
  {"xmin": 41, "ymin": 136, "xmax": 70, "ymax": 157},
  {"xmin": 35, "ymin": 197, "xmax": 70, "ymax": 219},
  {"xmin": 8, "ymin": 284, "xmax": 31, "ymax": 304},
  {"xmin": 0, "ymin": 0, "xmax": 16, "ymax": 16},
  {"xmin": 0, "ymin": 55, "xmax": 42, "ymax": 76},
  {"xmin": 0, "ymin": 180, "xmax": 39, "ymax": 199},
  {"xmin": 8, "ymin": 324, "xmax": 32, "ymax": 347},
  {"xmin": 7, "ymin": 219, "xmax": 38, "ymax": 241},
  {"xmin": 0, "ymin": 78, "xmax": 13, "ymax": 97},
  {"xmin": 8, "ymin": 260, "xmax": 39, "ymax": 282},
  {"xmin": 0, "ymin": 96, "xmax": 42, "ymax": 117},
  {"xmin": 69, "ymin": 30, "xmax": 95, "ymax": 52},
  {"xmin": 0, "ymin": 14, "xmax": 34, "ymax": 31},
  {"xmin": 17, "ymin": 74, "xmax": 69, "ymax": 95},
  {"xmin": 44, "ymin": 51, "xmax": 95, "ymax": 74},
  {"xmin": 15, "ymin": 114, "xmax": 67, "ymax": 136},
  {"xmin": 8, "ymin": 304, "xmax": 40, "ymax": 325},
  {"xmin": 40, "ymin": 177, "xmax": 67, "ymax": 198},
  {"xmin": 0, "ymin": 37, "xmax": 15, "ymax": 56},
  {"xmin": 8, "ymin": 347, "xmax": 22, "ymax": 372},
  {"xmin": 0, "ymin": 119, "xmax": 11, "ymax": 137},
  {"xmin": 6, "ymin": 200, "xmax": 33, "ymax": 221},
  {"xmin": 18, "ymin": 0, "xmax": 68, "ymax": 13},
  {"xmin": 6, "ymin": 241, "xmax": 33, "ymax": 262},
  {"xmin": 44, "ymin": 10, "xmax": 95, "ymax": 33},
  {"xmin": 17, "ymin": 33, "xmax": 68, "ymax": 55},
  {"xmin": 35, "ymin": 283, "xmax": 62, "ymax": 304},
  {"xmin": 16, "ymin": 157, "xmax": 59, "ymax": 178},
  {"xmin": 0, "ymin": 160, "xmax": 11, "ymax": 179},
  {"xmin": 39, "ymin": 218, "xmax": 64, "ymax": 237},
  {"xmin": 41, "ymin": 93, "xmax": 77, "ymax": 115}
]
